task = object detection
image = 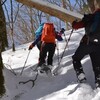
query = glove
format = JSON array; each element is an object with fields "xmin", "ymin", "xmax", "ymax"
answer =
[
  {"xmin": 72, "ymin": 20, "xmax": 77, "ymax": 29},
  {"xmin": 28, "ymin": 44, "xmax": 34, "ymax": 50},
  {"xmin": 60, "ymin": 28, "xmax": 65, "ymax": 33}
]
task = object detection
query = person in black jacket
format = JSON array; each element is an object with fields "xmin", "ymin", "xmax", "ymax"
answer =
[{"xmin": 72, "ymin": 8, "xmax": 100, "ymax": 88}]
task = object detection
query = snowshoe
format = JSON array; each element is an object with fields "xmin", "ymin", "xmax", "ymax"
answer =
[{"xmin": 37, "ymin": 64, "xmax": 52, "ymax": 77}]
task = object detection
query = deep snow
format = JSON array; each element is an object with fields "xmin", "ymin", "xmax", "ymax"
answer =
[{"xmin": 1, "ymin": 29, "xmax": 100, "ymax": 100}]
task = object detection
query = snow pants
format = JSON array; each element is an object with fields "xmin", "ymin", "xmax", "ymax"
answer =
[
  {"xmin": 36, "ymin": 41, "xmax": 45, "ymax": 63},
  {"xmin": 72, "ymin": 42, "xmax": 100, "ymax": 82},
  {"xmin": 37, "ymin": 41, "xmax": 42, "ymax": 50},
  {"xmin": 38, "ymin": 42, "xmax": 56, "ymax": 66}
]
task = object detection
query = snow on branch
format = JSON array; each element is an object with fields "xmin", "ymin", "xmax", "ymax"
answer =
[{"xmin": 16, "ymin": 0, "xmax": 83, "ymax": 22}]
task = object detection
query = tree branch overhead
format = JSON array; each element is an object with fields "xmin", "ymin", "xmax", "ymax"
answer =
[{"xmin": 16, "ymin": 0, "xmax": 83, "ymax": 23}]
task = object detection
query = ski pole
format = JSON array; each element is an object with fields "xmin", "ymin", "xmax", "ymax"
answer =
[
  {"xmin": 53, "ymin": 29, "xmax": 73, "ymax": 75},
  {"xmin": 63, "ymin": 32, "xmax": 68, "ymax": 43},
  {"xmin": 56, "ymin": 41, "xmax": 60, "ymax": 65},
  {"xmin": 20, "ymin": 50, "xmax": 31, "ymax": 75},
  {"xmin": 59, "ymin": 29, "xmax": 73, "ymax": 65}
]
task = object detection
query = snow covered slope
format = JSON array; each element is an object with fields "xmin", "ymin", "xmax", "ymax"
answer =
[{"xmin": 1, "ymin": 29, "xmax": 100, "ymax": 100}]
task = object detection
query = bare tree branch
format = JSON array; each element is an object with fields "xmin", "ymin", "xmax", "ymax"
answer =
[{"xmin": 1, "ymin": 0, "xmax": 7, "ymax": 5}]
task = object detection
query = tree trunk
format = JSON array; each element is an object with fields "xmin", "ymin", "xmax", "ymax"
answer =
[
  {"xmin": 0, "ymin": 1, "xmax": 6, "ymax": 97},
  {"xmin": 95, "ymin": 0, "xmax": 100, "ymax": 9},
  {"xmin": 87, "ymin": 0, "xmax": 100, "ymax": 12},
  {"xmin": 10, "ymin": 0, "xmax": 15, "ymax": 51},
  {"xmin": 87, "ymin": 0, "xmax": 95, "ymax": 12},
  {"xmin": 61, "ymin": 0, "xmax": 68, "ymax": 30},
  {"xmin": 0, "ymin": 1, "xmax": 8, "ymax": 51},
  {"xmin": 0, "ymin": 41, "xmax": 5, "ymax": 97}
]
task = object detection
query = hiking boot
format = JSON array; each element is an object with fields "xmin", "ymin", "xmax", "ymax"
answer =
[
  {"xmin": 37, "ymin": 63, "xmax": 46, "ymax": 69},
  {"xmin": 37, "ymin": 61, "xmax": 45, "ymax": 67},
  {"xmin": 38, "ymin": 64, "xmax": 51, "ymax": 74},
  {"xmin": 77, "ymin": 73, "xmax": 87, "ymax": 83},
  {"xmin": 41, "ymin": 67, "xmax": 51, "ymax": 73},
  {"xmin": 48, "ymin": 65, "xmax": 53, "ymax": 70},
  {"xmin": 37, "ymin": 63, "xmax": 46, "ymax": 72}
]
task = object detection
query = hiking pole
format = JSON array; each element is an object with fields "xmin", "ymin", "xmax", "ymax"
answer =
[
  {"xmin": 63, "ymin": 32, "xmax": 68, "ymax": 43},
  {"xmin": 60, "ymin": 29, "xmax": 73, "ymax": 63},
  {"xmin": 56, "ymin": 41, "xmax": 60, "ymax": 65},
  {"xmin": 53, "ymin": 29, "xmax": 74, "ymax": 75},
  {"xmin": 20, "ymin": 50, "xmax": 31, "ymax": 75}
]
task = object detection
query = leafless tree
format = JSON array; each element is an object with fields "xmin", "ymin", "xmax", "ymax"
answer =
[
  {"xmin": 0, "ymin": 0, "xmax": 8, "ymax": 97},
  {"xmin": 3, "ymin": 0, "xmax": 20, "ymax": 51}
]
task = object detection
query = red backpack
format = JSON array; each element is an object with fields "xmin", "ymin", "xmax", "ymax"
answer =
[{"xmin": 41, "ymin": 23, "xmax": 56, "ymax": 43}]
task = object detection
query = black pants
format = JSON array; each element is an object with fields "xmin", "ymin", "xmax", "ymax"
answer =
[
  {"xmin": 37, "ymin": 41, "xmax": 42, "ymax": 50},
  {"xmin": 37, "ymin": 41, "xmax": 46, "ymax": 63},
  {"xmin": 38, "ymin": 42, "xmax": 56, "ymax": 66},
  {"xmin": 72, "ymin": 42, "xmax": 100, "ymax": 81}
]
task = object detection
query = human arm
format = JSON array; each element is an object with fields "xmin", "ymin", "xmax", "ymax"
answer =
[
  {"xmin": 56, "ymin": 33, "xmax": 63, "ymax": 41},
  {"xmin": 55, "ymin": 28, "xmax": 65, "ymax": 41},
  {"xmin": 35, "ymin": 23, "xmax": 44, "ymax": 38},
  {"xmin": 72, "ymin": 14, "xmax": 94, "ymax": 30},
  {"xmin": 72, "ymin": 20, "xmax": 84, "ymax": 29},
  {"xmin": 28, "ymin": 35, "xmax": 41, "ymax": 50}
]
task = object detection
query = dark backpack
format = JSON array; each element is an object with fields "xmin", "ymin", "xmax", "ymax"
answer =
[
  {"xmin": 89, "ymin": 12, "xmax": 100, "ymax": 43},
  {"xmin": 90, "ymin": 12, "xmax": 100, "ymax": 34},
  {"xmin": 83, "ymin": 12, "xmax": 100, "ymax": 43}
]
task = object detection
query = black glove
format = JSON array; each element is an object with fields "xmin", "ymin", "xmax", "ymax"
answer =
[
  {"xmin": 72, "ymin": 20, "xmax": 77, "ymax": 28},
  {"xmin": 28, "ymin": 44, "xmax": 34, "ymax": 50},
  {"xmin": 60, "ymin": 28, "xmax": 65, "ymax": 34}
]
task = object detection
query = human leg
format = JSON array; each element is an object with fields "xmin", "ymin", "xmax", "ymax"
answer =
[
  {"xmin": 38, "ymin": 43, "xmax": 48, "ymax": 66},
  {"xmin": 37, "ymin": 41, "xmax": 47, "ymax": 64},
  {"xmin": 72, "ymin": 43, "xmax": 92, "ymax": 82},
  {"xmin": 47, "ymin": 43, "xmax": 55, "ymax": 66},
  {"xmin": 37, "ymin": 41, "xmax": 42, "ymax": 50},
  {"xmin": 90, "ymin": 47, "xmax": 100, "ymax": 88}
]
